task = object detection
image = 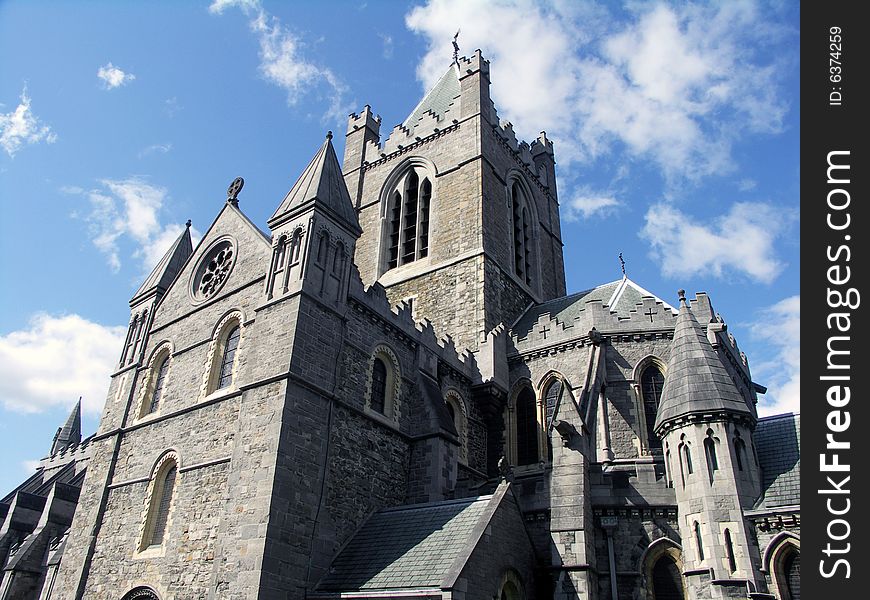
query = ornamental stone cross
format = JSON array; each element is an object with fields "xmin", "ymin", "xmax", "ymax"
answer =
[{"xmin": 227, "ymin": 177, "xmax": 244, "ymax": 203}]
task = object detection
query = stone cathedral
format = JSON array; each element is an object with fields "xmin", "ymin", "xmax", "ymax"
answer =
[{"xmin": 0, "ymin": 52, "xmax": 800, "ymax": 600}]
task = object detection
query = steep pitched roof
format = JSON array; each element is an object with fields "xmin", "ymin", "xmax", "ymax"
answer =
[
  {"xmin": 131, "ymin": 222, "xmax": 193, "ymax": 303},
  {"xmin": 269, "ymin": 133, "xmax": 361, "ymax": 232},
  {"xmin": 318, "ymin": 492, "xmax": 496, "ymax": 593},
  {"xmin": 753, "ymin": 413, "xmax": 800, "ymax": 509},
  {"xmin": 50, "ymin": 400, "xmax": 81, "ymax": 455},
  {"xmin": 402, "ymin": 63, "xmax": 461, "ymax": 130},
  {"xmin": 511, "ymin": 276, "xmax": 675, "ymax": 339},
  {"xmin": 654, "ymin": 291, "xmax": 752, "ymax": 431}
]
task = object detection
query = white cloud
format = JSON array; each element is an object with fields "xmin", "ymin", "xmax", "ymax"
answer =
[
  {"xmin": 209, "ymin": 0, "xmax": 349, "ymax": 121},
  {"xmin": 738, "ymin": 178, "xmax": 757, "ymax": 191},
  {"xmin": 405, "ymin": 0, "xmax": 790, "ymax": 181},
  {"xmin": 71, "ymin": 178, "xmax": 200, "ymax": 274},
  {"xmin": 563, "ymin": 192, "xmax": 622, "ymax": 221},
  {"xmin": 0, "ymin": 314, "xmax": 126, "ymax": 415},
  {"xmin": 640, "ymin": 202, "xmax": 789, "ymax": 283},
  {"xmin": 0, "ymin": 87, "xmax": 57, "ymax": 157},
  {"xmin": 138, "ymin": 142, "xmax": 173, "ymax": 158},
  {"xmin": 749, "ymin": 295, "xmax": 799, "ymax": 417},
  {"xmin": 22, "ymin": 459, "xmax": 41, "ymax": 473},
  {"xmin": 97, "ymin": 62, "xmax": 136, "ymax": 89},
  {"xmin": 379, "ymin": 33, "xmax": 394, "ymax": 59}
]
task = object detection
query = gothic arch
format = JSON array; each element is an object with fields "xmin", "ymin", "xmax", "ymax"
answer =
[
  {"xmin": 364, "ymin": 344, "xmax": 402, "ymax": 420},
  {"xmin": 137, "ymin": 450, "xmax": 181, "ymax": 554},
  {"xmin": 136, "ymin": 341, "xmax": 174, "ymax": 419},
  {"xmin": 639, "ymin": 538, "xmax": 686, "ymax": 600},
  {"xmin": 507, "ymin": 379, "xmax": 540, "ymax": 467},
  {"xmin": 495, "ymin": 568, "xmax": 526, "ymax": 600},
  {"xmin": 632, "ymin": 355, "xmax": 667, "ymax": 455},
  {"xmin": 377, "ymin": 156, "xmax": 437, "ymax": 276},
  {"xmin": 200, "ymin": 310, "xmax": 246, "ymax": 398},
  {"xmin": 444, "ymin": 388, "xmax": 469, "ymax": 464},
  {"xmin": 763, "ymin": 532, "xmax": 800, "ymax": 600},
  {"xmin": 505, "ymin": 170, "xmax": 541, "ymax": 293}
]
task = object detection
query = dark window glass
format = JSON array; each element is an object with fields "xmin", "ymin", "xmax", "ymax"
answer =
[
  {"xmin": 684, "ymin": 444, "xmax": 694, "ymax": 474},
  {"xmin": 694, "ymin": 522, "xmax": 704, "ymax": 560},
  {"xmin": 317, "ymin": 233, "xmax": 329, "ymax": 264},
  {"xmin": 724, "ymin": 529, "xmax": 737, "ymax": 572},
  {"xmin": 651, "ymin": 555, "xmax": 684, "ymax": 600},
  {"xmin": 446, "ymin": 400, "xmax": 456, "ymax": 423},
  {"xmin": 516, "ymin": 387, "xmax": 538, "ymax": 465},
  {"xmin": 544, "ymin": 380, "xmax": 561, "ymax": 428},
  {"xmin": 371, "ymin": 358, "xmax": 387, "ymax": 414},
  {"xmin": 734, "ymin": 437, "xmax": 746, "ymax": 471},
  {"xmin": 704, "ymin": 435, "xmax": 718, "ymax": 484},
  {"xmin": 641, "ymin": 366, "xmax": 665, "ymax": 451},
  {"xmin": 149, "ymin": 464, "xmax": 176, "ymax": 546},
  {"xmin": 217, "ymin": 326, "xmax": 240, "ymax": 389},
  {"xmin": 148, "ymin": 356, "xmax": 169, "ymax": 414}
]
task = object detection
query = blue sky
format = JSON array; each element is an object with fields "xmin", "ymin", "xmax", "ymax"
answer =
[{"xmin": 0, "ymin": 0, "xmax": 799, "ymax": 494}]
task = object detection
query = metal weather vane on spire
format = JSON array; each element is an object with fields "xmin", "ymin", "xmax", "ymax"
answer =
[
  {"xmin": 452, "ymin": 29, "xmax": 461, "ymax": 64},
  {"xmin": 618, "ymin": 252, "xmax": 626, "ymax": 276}
]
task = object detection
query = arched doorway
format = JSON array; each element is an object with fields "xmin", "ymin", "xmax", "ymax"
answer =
[
  {"xmin": 764, "ymin": 532, "xmax": 800, "ymax": 600},
  {"xmin": 651, "ymin": 555, "xmax": 684, "ymax": 600}
]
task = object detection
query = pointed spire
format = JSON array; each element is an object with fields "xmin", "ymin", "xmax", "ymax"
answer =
[
  {"xmin": 401, "ymin": 64, "xmax": 461, "ymax": 130},
  {"xmin": 131, "ymin": 222, "xmax": 194, "ymax": 304},
  {"xmin": 654, "ymin": 291, "xmax": 753, "ymax": 433},
  {"xmin": 269, "ymin": 132, "xmax": 361, "ymax": 232},
  {"xmin": 51, "ymin": 399, "xmax": 82, "ymax": 455}
]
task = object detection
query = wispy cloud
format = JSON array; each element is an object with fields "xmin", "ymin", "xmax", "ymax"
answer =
[
  {"xmin": 97, "ymin": 62, "xmax": 136, "ymax": 89},
  {"xmin": 209, "ymin": 0, "xmax": 350, "ymax": 121},
  {"xmin": 640, "ymin": 201, "xmax": 791, "ymax": 284},
  {"xmin": 0, "ymin": 87, "xmax": 57, "ymax": 157},
  {"xmin": 22, "ymin": 459, "xmax": 41, "ymax": 473},
  {"xmin": 405, "ymin": 0, "xmax": 791, "ymax": 182},
  {"xmin": 0, "ymin": 313, "xmax": 126, "ymax": 415},
  {"xmin": 69, "ymin": 178, "xmax": 200, "ymax": 274},
  {"xmin": 563, "ymin": 190, "xmax": 622, "ymax": 221},
  {"xmin": 379, "ymin": 33, "xmax": 394, "ymax": 59},
  {"xmin": 138, "ymin": 142, "xmax": 173, "ymax": 158},
  {"xmin": 164, "ymin": 97, "xmax": 182, "ymax": 118},
  {"xmin": 749, "ymin": 295, "xmax": 800, "ymax": 416}
]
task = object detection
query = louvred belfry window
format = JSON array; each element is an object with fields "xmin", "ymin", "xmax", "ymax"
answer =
[
  {"xmin": 386, "ymin": 169, "xmax": 431, "ymax": 270},
  {"xmin": 511, "ymin": 182, "xmax": 532, "ymax": 285}
]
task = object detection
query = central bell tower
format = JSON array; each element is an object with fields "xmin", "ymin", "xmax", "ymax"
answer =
[{"xmin": 342, "ymin": 50, "xmax": 566, "ymax": 352}]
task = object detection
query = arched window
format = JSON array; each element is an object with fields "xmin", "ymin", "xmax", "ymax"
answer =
[
  {"xmin": 445, "ymin": 392, "xmax": 468, "ymax": 464},
  {"xmin": 511, "ymin": 182, "xmax": 533, "ymax": 285},
  {"xmin": 516, "ymin": 387, "xmax": 539, "ymax": 466},
  {"xmin": 640, "ymin": 365, "xmax": 665, "ymax": 452},
  {"xmin": 121, "ymin": 314, "xmax": 140, "ymax": 366},
  {"xmin": 651, "ymin": 555, "xmax": 684, "ymax": 600},
  {"xmin": 141, "ymin": 456, "xmax": 178, "ymax": 551},
  {"xmin": 217, "ymin": 325, "xmax": 240, "ymax": 390},
  {"xmin": 333, "ymin": 241, "xmax": 346, "ymax": 275},
  {"xmin": 148, "ymin": 355, "xmax": 170, "ymax": 414},
  {"xmin": 694, "ymin": 522, "xmax": 704, "ymax": 561},
  {"xmin": 366, "ymin": 346, "xmax": 400, "ymax": 419},
  {"xmin": 543, "ymin": 379, "xmax": 562, "ymax": 462},
  {"xmin": 317, "ymin": 231, "xmax": 330, "ymax": 265},
  {"xmin": 704, "ymin": 430, "xmax": 718, "ymax": 484},
  {"xmin": 733, "ymin": 431, "xmax": 746, "ymax": 472},
  {"xmin": 724, "ymin": 529, "xmax": 737, "ymax": 573},
  {"xmin": 386, "ymin": 168, "xmax": 432, "ymax": 270},
  {"xmin": 682, "ymin": 438, "xmax": 693, "ymax": 475},
  {"xmin": 371, "ymin": 358, "xmax": 387, "ymax": 414},
  {"xmin": 665, "ymin": 445, "xmax": 674, "ymax": 488},
  {"xmin": 783, "ymin": 550, "xmax": 800, "ymax": 600}
]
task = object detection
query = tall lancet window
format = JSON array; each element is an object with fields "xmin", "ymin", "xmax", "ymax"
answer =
[
  {"xmin": 641, "ymin": 365, "xmax": 665, "ymax": 452},
  {"xmin": 511, "ymin": 182, "xmax": 532, "ymax": 285},
  {"xmin": 386, "ymin": 168, "xmax": 431, "ymax": 270},
  {"xmin": 516, "ymin": 387, "xmax": 539, "ymax": 466}
]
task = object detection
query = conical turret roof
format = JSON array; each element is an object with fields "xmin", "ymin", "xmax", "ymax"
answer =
[
  {"xmin": 270, "ymin": 133, "xmax": 361, "ymax": 232},
  {"xmin": 51, "ymin": 399, "xmax": 81, "ymax": 455},
  {"xmin": 131, "ymin": 222, "xmax": 193, "ymax": 304},
  {"xmin": 654, "ymin": 291, "xmax": 753, "ymax": 432}
]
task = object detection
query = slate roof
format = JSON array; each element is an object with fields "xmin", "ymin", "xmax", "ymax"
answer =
[
  {"xmin": 512, "ymin": 277, "xmax": 675, "ymax": 339},
  {"xmin": 754, "ymin": 413, "xmax": 800, "ymax": 509},
  {"xmin": 317, "ymin": 494, "xmax": 493, "ymax": 592},
  {"xmin": 132, "ymin": 222, "xmax": 193, "ymax": 302},
  {"xmin": 402, "ymin": 64, "xmax": 461, "ymax": 130},
  {"xmin": 654, "ymin": 293, "xmax": 752, "ymax": 431},
  {"xmin": 51, "ymin": 399, "xmax": 81, "ymax": 455},
  {"xmin": 270, "ymin": 133, "xmax": 361, "ymax": 232}
]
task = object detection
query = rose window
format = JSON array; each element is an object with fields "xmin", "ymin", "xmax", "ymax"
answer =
[{"xmin": 191, "ymin": 239, "xmax": 236, "ymax": 301}]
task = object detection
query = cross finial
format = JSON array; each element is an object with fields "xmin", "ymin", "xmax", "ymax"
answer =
[
  {"xmin": 185, "ymin": 219, "xmax": 192, "ymax": 229},
  {"xmin": 618, "ymin": 252, "xmax": 626, "ymax": 276},
  {"xmin": 452, "ymin": 29, "xmax": 461, "ymax": 64},
  {"xmin": 227, "ymin": 176, "xmax": 244, "ymax": 204}
]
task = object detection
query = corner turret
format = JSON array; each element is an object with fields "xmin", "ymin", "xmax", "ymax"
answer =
[{"xmin": 50, "ymin": 399, "xmax": 81, "ymax": 456}]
